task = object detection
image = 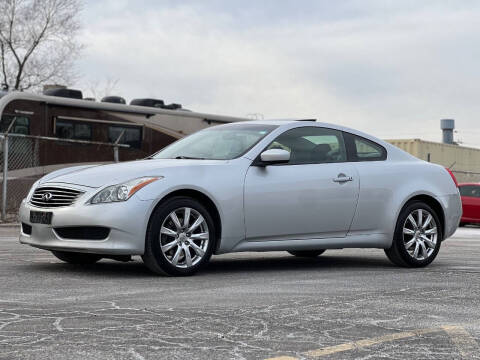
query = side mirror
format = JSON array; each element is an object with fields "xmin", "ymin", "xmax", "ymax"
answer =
[{"xmin": 259, "ymin": 149, "xmax": 290, "ymax": 165}]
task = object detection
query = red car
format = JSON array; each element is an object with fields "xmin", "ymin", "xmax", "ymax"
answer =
[{"xmin": 459, "ymin": 183, "xmax": 480, "ymax": 225}]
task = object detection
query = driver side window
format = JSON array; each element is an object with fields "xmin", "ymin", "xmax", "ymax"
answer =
[{"xmin": 267, "ymin": 127, "xmax": 347, "ymax": 165}]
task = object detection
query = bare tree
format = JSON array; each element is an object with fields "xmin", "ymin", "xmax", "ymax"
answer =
[
  {"xmin": 83, "ymin": 76, "xmax": 120, "ymax": 101},
  {"xmin": 0, "ymin": 0, "xmax": 83, "ymax": 91}
]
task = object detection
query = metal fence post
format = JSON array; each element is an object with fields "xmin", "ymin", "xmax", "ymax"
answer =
[
  {"xmin": 2, "ymin": 135, "xmax": 8, "ymax": 221},
  {"xmin": 1, "ymin": 118, "xmax": 17, "ymax": 220},
  {"xmin": 113, "ymin": 146, "xmax": 119, "ymax": 163},
  {"xmin": 113, "ymin": 129, "xmax": 125, "ymax": 163}
]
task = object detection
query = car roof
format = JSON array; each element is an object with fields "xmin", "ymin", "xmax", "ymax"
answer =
[
  {"xmin": 229, "ymin": 119, "xmax": 389, "ymax": 145},
  {"xmin": 229, "ymin": 119, "xmax": 357, "ymax": 132},
  {"xmin": 234, "ymin": 119, "xmax": 368, "ymax": 133},
  {"xmin": 236, "ymin": 119, "xmax": 316, "ymax": 125},
  {"xmin": 458, "ymin": 183, "xmax": 480, "ymax": 186}
]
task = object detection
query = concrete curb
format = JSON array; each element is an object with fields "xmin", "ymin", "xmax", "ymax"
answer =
[{"xmin": 0, "ymin": 223, "xmax": 20, "ymax": 227}]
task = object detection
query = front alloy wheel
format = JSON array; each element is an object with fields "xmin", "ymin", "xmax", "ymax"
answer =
[
  {"xmin": 143, "ymin": 196, "xmax": 215, "ymax": 276},
  {"xmin": 160, "ymin": 207, "xmax": 210, "ymax": 268}
]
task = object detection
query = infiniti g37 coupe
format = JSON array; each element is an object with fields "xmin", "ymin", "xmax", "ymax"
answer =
[{"xmin": 19, "ymin": 120, "xmax": 462, "ymax": 275}]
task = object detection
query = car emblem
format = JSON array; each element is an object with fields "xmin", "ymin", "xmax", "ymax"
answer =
[{"xmin": 42, "ymin": 192, "xmax": 53, "ymax": 201}]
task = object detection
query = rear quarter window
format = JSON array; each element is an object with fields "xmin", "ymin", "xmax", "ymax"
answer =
[{"xmin": 343, "ymin": 132, "xmax": 387, "ymax": 162}]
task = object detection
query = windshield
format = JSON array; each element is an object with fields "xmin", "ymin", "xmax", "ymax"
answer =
[{"xmin": 153, "ymin": 123, "xmax": 278, "ymax": 160}]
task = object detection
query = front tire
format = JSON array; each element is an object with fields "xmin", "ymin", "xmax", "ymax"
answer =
[
  {"xmin": 51, "ymin": 251, "xmax": 102, "ymax": 264},
  {"xmin": 142, "ymin": 196, "xmax": 215, "ymax": 276},
  {"xmin": 288, "ymin": 250, "xmax": 326, "ymax": 257},
  {"xmin": 385, "ymin": 201, "xmax": 442, "ymax": 267}
]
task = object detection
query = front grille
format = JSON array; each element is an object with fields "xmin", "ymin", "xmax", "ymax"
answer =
[
  {"xmin": 54, "ymin": 226, "xmax": 110, "ymax": 240},
  {"xmin": 30, "ymin": 186, "xmax": 84, "ymax": 208}
]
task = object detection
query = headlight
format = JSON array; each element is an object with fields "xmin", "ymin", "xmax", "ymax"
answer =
[{"xmin": 89, "ymin": 177, "xmax": 161, "ymax": 204}]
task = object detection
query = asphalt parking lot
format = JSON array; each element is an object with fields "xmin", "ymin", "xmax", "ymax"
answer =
[{"xmin": 0, "ymin": 227, "xmax": 479, "ymax": 360}]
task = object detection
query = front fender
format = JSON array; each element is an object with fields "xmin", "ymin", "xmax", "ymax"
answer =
[{"xmin": 135, "ymin": 159, "xmax": 251, "ymax": 254}]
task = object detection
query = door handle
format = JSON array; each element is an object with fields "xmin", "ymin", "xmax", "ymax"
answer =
[{"xmin": 333, "ymin": 175, "xmax": 353, "ymax": 183}]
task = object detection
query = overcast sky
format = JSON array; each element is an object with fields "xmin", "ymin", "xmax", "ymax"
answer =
[{"xmin": 78, "ymin": 0, "xmax": 480, "ymax": 146}]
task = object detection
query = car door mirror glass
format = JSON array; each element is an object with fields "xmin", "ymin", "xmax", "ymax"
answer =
[{"xmin": 260, "ymin": 149, "xmax": 290, "ymax": 164}]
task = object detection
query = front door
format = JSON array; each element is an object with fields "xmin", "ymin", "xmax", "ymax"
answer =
[{"xmin": 244, "ymin": 126, "xmax": 359, "ymax": 241}]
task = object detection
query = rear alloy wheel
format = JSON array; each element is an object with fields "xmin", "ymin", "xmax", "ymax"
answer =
[
  {"xmin": 385, "ymin": 201, "xmax": 442, "ymax": 267},
  {"xmin": 143, "ymin": 197, "xmax": 215, "ymax": 276},
  {"xmin": 51, "ymin": 251, "xmax": 102, "ymax": 264},
  {"xmin": 288, "ymin": 250, "xmax": 326, "ymax": 257}
]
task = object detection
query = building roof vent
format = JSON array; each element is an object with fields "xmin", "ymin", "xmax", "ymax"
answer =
[
  {"xmin": 440, "ymin": 119, "xmax": 455, "ymax": 144},
  {"xmin": 130, "ymin": 98, "xmax": 165, "ymax": 108},
  {"xmin": 43, "ymin": 88, "xmax": 83, "ymax": 99},
  {"xmin": 102, "ymin": 96, "xmax": 126, "ymax": 104}
]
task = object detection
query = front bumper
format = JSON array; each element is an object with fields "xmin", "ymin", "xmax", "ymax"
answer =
[{"xmin": 19, "ymin": 187, "xmax": 153, "ymax": 255}]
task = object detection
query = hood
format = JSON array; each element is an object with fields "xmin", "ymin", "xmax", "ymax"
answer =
[{"xmin": 40, "ymin": 159, "xmax": 226, "ymax": 188}]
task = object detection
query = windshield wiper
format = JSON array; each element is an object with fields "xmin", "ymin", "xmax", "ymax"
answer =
[{"xmin": 174, "ymin": 156, "xmax": 206, "ymax": 160}]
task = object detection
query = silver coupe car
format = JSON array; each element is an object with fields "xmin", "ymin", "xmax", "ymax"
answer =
[{"xmin": 19, "ymin": 120, "xmax": 462, "ymax": 275}]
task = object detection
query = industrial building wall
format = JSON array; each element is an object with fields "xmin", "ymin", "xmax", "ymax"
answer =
[{"xmin": 387, "ymin": 139, "xmax": 480, "ymax": 183}]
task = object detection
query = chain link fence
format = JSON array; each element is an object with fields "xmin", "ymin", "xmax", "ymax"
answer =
[
  {"xmin": 0, "ymin": 133, "xmax": 129, "ymax": 221},
  {"xmin": 0, "ymin": 136, "xmax": 39, "ymax": 220}
]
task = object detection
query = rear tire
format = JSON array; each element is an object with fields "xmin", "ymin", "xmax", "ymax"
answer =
[
  {"xmin": 142, "ymin": 196, "xmax": 215, "ymax": 276},
  {"xmin": 385, "ymin": 201, "xmax": 442, "ymax": 268},
  {"xmin": 459, "ymin": 222, "xmax": 466, "ymax": 227},
  {"xmin": 288, "ymin": 250, "xmax": 326, "ymax": 257},
  {"xmin": 51, "ymin": 251, "xmax": 102, "ymax": 264}
]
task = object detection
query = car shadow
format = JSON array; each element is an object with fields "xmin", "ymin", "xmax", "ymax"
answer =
[
  {"xmin": 20, "ymin": 259, "xmax": 156, "ymax": 278},
  {"xmin": 204, "ymin": 253, "xmax": 395, "ymax": 275},
  {"xmin": 19, "ymin": 252, "xmax": 397, "ymax": 278}
]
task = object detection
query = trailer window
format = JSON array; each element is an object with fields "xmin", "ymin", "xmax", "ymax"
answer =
[
  {"xmin": 56, "ymin": 120, "xmax": 92, "ymax": 140},
  {"xmin": 0, "ymin": 115, "xmax": 30, "ymax": 134},
  {"xmin": 108, "ymin": 126, "xmax": 142, "ymax": 149}
]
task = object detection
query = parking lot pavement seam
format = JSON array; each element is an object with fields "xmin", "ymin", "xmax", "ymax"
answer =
[
  {"xmin": 265, "ymin": 325, "xmax": 479, "ymax": 359},
  {"xmin": 442, "ymin": 325, "xmax": 480, "ymax": 358}
]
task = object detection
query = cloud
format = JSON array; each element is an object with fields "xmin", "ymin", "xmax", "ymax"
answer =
[{"xmin": 77, "ymin": 0, "xmax": 480, "ymax": 146}]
